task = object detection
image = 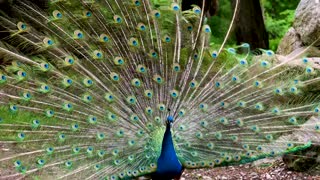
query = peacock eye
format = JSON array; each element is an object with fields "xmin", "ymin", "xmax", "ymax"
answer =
[
  {"xmin": 18, "ymin": 132, "xmax": 25, "ymax": 138},
  {"xmin": 17, "ymin": 22, "xmax": 27, "ymax": 31},
  {"xmin": 74, "ymin": 30, "xmax": 84, "ymax": 39},
  {"xmin": 129, "ymin": 38, "xmax": 139, "ymax": 46},
  {"xmin": 85, "ymin": 11, "xmax": 92, "ymax": 17},
  {"xmin": 261, "ymin": 61, "xmax": 269, "ymax": 67},
  {"xmin": 94, "ymin": 50, "xmax": 102, "ymax": 58},
  {"xmin": 193, "ymin": 7, "xmax": 201, "ymax": 14},
  {"xmin": 211, "ymin": 52, "xmax": 218, "ymax": 58},
  {"xmin": 290, "ymin": 87, "xmax": 297, "ymax": 92},
  {"xmin": 43, "ymin": 37, "xmax": 54, "ymax": 46},
  {"xmin": 15, "ymin": 160, "xmax": 21, "ymax": 166},
  {"xmin": 53, "ymin": 10, "xmax": 63, "ymax": 19},
  {"xmin": 99, "ymin": 34, "xmax": 109, "ymax": 42},
  {"xmin": 21, "ymin": 71, "xmax": 26, "ymax": 77},
  {"xmin": 306, "ymin": 67, "xmax": 313, "ymax": 73},
  {"xmin": 266, "ymin": 50, "xmax": 274, "ymax": 56},
  {"xmin": 25, "ymin": 93, "xmax": 30, "ymax": 98},
  {"xmin": 240, "ymin": 59, "xmax": 247, "ymax": 65},
  {"xmin": 194, "ymin": 54, "xmax": 198, "ymax": 59},
  {"xmin": 78, "ymin": 33, "xmax": 83, "ymax": 38},
  {"xmin": 114, "ymin": 15, "xmax": 122, "ymax": 23},
  {"xmin": 134, "ymin": 0, "xmax": 140, "ymax": 6},
  {"xmin": 12, "ymin": 105, "xmax": 17, "ymax": 110},
  {"xmin": 170, "ymin": 90, "xmax": 179, "ymax": 98},
  {"xmin": 111, "ymin": 72, "xmax": 120, "ymax": 81},
  {"xmin": 136, "ymin": 23, "xmax": 146, "ymax": 32},
  {"xmin": 203, "ymin": 25, "xmax": 211, "ymax": 33},
  {"xmin": 171, "ymin": 3, "xmax": 180, "ymax": 11},
  {"xmin": 68, "ymin": 59, "xmax": 74, "ymax": 64},
  {"xmin": 153, "ymin": 11, "xmax": 161, "ymax": 18}
]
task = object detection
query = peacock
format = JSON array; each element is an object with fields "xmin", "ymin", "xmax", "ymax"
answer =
[{"xmin": 0, "ymin": 0, "xmax": 319, "ymax": 179}]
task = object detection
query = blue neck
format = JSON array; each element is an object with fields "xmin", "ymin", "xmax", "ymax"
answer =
[{"xmin": 154, "ymin": 123, "xmax": 183, "ymax": 179}]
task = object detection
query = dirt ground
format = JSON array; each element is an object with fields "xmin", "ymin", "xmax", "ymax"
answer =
[{"xmin": 182, "ymin": 160, "xmax": 320, "ymax": 180}]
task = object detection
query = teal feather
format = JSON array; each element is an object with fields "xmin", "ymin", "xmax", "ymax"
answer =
[{"xmin": 0, "ymin": 0, "xmax": 319, "ymax": 180}]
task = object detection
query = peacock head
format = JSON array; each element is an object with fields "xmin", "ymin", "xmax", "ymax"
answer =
[{"xmin": 167, "ymin": 115, "xmax": 174, "ymax": 126}]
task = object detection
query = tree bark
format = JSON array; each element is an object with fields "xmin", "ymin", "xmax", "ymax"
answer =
[{"xmin": 232, "ymin": 0, "xmax": 269, "ymax": 50}]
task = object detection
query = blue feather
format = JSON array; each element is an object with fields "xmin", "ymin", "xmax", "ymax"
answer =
[{"xmin": 153, "ymin": 117, "xmax": 183, "ymax": 179}]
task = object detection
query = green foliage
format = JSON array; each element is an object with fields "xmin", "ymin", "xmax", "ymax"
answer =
[
  {"xmin": 261, "ymin": 0, "xmax": 300, "ymax": 51},
  {"xmin": 264, "ymin": 9, "xmax": 295, "ymax": 51},
  {"xmin": 261, "ymin": 0, "xmax": 299, "ymax": 18},
  {"xmin": 208, "ymin": 0, "xmax": 235, "ymax": 45}
]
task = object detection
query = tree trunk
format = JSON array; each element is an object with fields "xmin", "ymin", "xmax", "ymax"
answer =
[{"xmin": 232, "ymin": 0, "xmax": 269, "ymax": 50}]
